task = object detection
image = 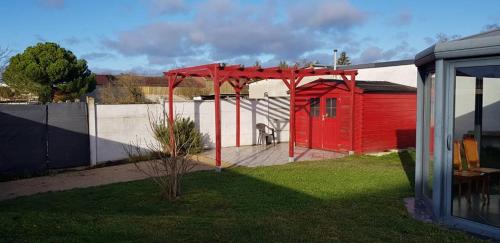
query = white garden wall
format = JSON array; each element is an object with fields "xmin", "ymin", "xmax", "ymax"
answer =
[{"xmin": 88, "ymin": 97, "xmax": 290, "ymax": 164}]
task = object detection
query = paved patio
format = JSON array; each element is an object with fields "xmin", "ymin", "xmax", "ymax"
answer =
[{"xmin": 201, "ymin": 142, "xmax": 346, "ymax": 167}]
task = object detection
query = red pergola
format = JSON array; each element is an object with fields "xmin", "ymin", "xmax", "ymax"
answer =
[{"xmin": 164, "ymin": 63, "xmax": 357, "ymax": 171}]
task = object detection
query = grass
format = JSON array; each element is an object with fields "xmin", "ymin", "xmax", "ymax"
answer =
[{"xmin": 0, "ymin": 152, "xmax": 486, "ymax": 242}]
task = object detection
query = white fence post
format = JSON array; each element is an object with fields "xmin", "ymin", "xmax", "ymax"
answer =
[{"xmin": 87, "ymin": 97, "xmax": 98, "ymax": 166}]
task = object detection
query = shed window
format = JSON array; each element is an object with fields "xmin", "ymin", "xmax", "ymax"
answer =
[
  {"xmin": 326, "ymin": 98, "xmax": 337, "ymax": 118},
  {"xmin": 310, "ymin": 98, "xmax": 320, "ymax": 117}
]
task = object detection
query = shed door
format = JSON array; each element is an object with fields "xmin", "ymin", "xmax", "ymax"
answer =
[
  {"xmin": 309, "ymin": 98, "xmax": 322, "ymax": 148},
  {"xmin": 308, "ymin": 96, "xmax": 339, "ymax": 150},
  {"xmin": 322, "ymin": 97, "xmax": 339, "ymax": 150}
]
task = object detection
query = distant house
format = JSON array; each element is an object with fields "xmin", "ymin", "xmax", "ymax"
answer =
[{"xmin": 93, "ymin": 74, "xmax": 248, "ymax": 102}]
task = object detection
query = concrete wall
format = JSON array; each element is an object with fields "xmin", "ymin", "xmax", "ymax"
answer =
[
  {"xmin": 354, "ymin": 64, "xmax": 417, "ymax": 87},
  {"xmin": 454, "ymin": 76, "xmax": 500, "ymax": 139},
  {"xmin": 249, "ymin": 64, "xmax": 417, "ymax": 99},
  {"xmin": 482, "ymin": 78, "xmax": 500, "ymax": 133},
  {"xmin": 89, "ymin": 103, "xmax": 164, "ymax": 164},
  {"xmin": 453, "ymin": 76, "xmax": 476, "ymax": 139},
  {"xmin": 88, "ymin": 97, "xmax": 290, "ymax": 164}
]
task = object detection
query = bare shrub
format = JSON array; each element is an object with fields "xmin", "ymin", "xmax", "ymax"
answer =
[
  {"xmin": 126, "ymin": 110, "xmax": 203, "ymax": 200},
  {"xmin": 174, "ymin": 86, "xmax": 211, "ymax": 99},
  {"xmin": 173, "ymin": 78, "xmax": 248, "ymax": 99},
  {"xmin": 99, "ymin": 74, "xmax": 147, "ymax": 104},
  {"xmin": 0, "ymin": 86, "xmax": 15, "ymax": 99}
]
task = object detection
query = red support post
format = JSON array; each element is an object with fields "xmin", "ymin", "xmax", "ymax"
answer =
[
  {"xmin": 288, "ymin": 71, "xmax": 296, "ymax": 162},
  {"xmin": 349, "ymin": 74, "xmax": 356, "ymax": 153},
  {"xmin": 167, "ymin": 75, "xmax": 176, "ymax": 156},
  {"xmin": 213, "ymin": 68, "xmax": 222, "ymax": 171},
  {"xmin": 235, "ymin": 87, "xmax": 241, "ymax": 147}
]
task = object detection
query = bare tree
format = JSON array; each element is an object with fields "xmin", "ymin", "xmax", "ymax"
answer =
[
  {"xmin": 294, "ymin": 59, "xmax": 319, "ymax": 68},
  {"xmin": 0, "ymin": 47, "xmax": 11, "ymax": 79},
  {"xmin": 482, "ymin": 24, "xmax": 499, "ymax": 33},
  {"xmin": 126, "ymin": 109, "xmax": 203, "ymax": 200},
  {"xmin": 99, "ymin": 74, "xmax": 147, "ymax": 104},
  {"xmin": 435, "ymin": 33, "xmax": 461, "ymax": 43}
]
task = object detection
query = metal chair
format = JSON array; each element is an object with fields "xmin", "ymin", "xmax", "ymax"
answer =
[{"xmin": 256, "ymin": 123, "xmax": 275, "ymax": 145}]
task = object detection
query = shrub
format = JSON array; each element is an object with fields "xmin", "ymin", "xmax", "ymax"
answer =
[
  {"xmin": 127, "ymin": 114, "xmax": 203, "ymax": 200},
  {"xmin": 152, "ymin": 117, "xmax": 203, "ymax": 156}
]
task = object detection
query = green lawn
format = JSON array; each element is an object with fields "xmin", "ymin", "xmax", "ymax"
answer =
[{"xmin": 0, "ymin": 152, "xmax": 485, "ymax": 242}]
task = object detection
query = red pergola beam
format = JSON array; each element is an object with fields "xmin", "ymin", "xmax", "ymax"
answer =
[
  {"xmin": 166, "ymin": 65, "xmax": 356, "ymax": 80},
  {"xmin": 164, "ymin": 63, "xmax": 358, "ymax": 170}
]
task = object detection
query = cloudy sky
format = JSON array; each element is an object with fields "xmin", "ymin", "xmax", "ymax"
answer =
[{"xmin": 1, "ymin": 0, "xmax": 499, "ymax": 75}]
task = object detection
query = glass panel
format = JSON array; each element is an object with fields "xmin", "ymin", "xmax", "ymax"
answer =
[
  {"xmin": 310, "ymin": 98, "xmax": 320, "ymax": 117},
  {"xmin": 326, "ymin": 98, "xmax": 337, "ymax": 118},
  {"xmin": 452, "ymin": 65, "xmax": 500, "ymax": 228}
]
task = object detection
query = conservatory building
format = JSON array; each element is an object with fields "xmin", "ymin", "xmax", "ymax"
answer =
[{"xmin": 414, "ymin": 29, "xmax": 500, "ymax": 238}]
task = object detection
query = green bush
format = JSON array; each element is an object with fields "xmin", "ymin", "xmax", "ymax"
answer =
[{"xmin": 153, "ymin": 117, "xmax": 203, "ymax": 156}]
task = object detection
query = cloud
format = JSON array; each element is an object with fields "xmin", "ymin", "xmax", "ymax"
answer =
[
  {"xmin": 388, "ymin": 9, "xmax": 412, "ymax": 27},
  {"xmin": 393, "ymin": 32, "xmax": 409, "ymax": 39},
  {"xmin": 103, "ymin": 0, "xmax": 368, "ymax": 67},
  {"xmin": 81, "ymin": 52, "xmax": 116, "ymax": 60},
  {"xmin": 90, "ymin": 66, "xmax": 164, "ymax": 76},
  {"xmin": 64, "ymin": 37, "xmax": 92, "ymax": 45},
  {"xmin": 102, "ymin": 22, "xmax": 195, "ymax": 65},
  {"xmin": 37, "ymin": 0, "xmax": 65, "ymax": 9},
  {"xmin": 143, "ymin": 0, "xmax": 186, "ymax": 16},
  {"xmin": 64, "ymin": 37, "xmax": 81, "ymax": 45},
  {"xmin": 354, "ymin": 41, "xmax": 416, "ymax": 64},
  {"xmin": 288, "ymin": 0, "xmax": 368, "ymax": 31}
]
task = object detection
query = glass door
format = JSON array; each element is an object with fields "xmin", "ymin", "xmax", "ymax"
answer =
[{"xmin": 450, "ymin": 63, "xmax": 500, "ymax": 228}]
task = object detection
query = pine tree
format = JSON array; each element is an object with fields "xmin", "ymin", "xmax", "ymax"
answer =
[
  {"xmin": 3, "ymin": 42, "xmax": 96, "ymax": 103},
  {"xmin": 336, "ymin": 52, "xmax": 351, "ymax": 65},
  {"xmin": 278, "ymin": 60, "xmax": 288, "ymax": 69}
]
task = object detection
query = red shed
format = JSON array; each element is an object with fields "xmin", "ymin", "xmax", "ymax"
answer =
[{"xmin": 295, "ymin": 79, "xmax": 417, "ymax": 154}]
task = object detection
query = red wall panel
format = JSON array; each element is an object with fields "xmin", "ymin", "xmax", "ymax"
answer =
[{"xmin": 360, "ymin": 93, "xmax": 416, "ymax": 153}]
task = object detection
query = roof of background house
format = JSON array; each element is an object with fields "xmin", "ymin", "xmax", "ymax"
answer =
[
  {"xmin": 313, "ymin": 59, "xmax": 414, "ymax": 70},
  {"xmin": 94, "ymin": 74, "xmax": 206, "ymax": 88},
  {"xmin": 415, "ymin": 28, "xmax": 500, "ymax": 67},
  {"xmin": 196, "ymin": 93, "xmax": 249, "ymax": 100},
  {"xmin": 296, "ymin": 79, "xmax": 417, "ymax": 93},
  {"xmin": 95, "ymin": 74, "xmax": 114, "ymax": 86}
]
